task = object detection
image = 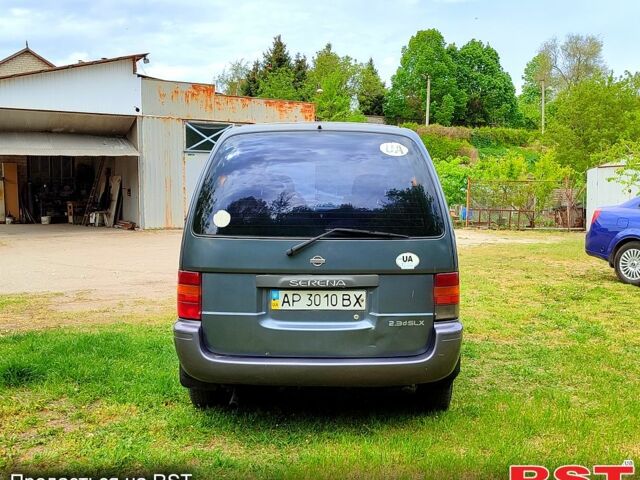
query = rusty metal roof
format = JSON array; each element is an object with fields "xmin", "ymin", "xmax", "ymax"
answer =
[
  {"xmin": 0, "ymin": 53, "xmax": 148, "ymax": 80},
  {"xmin": 0, "ymin": 132, "xmax": 139, "ymax": 156}
]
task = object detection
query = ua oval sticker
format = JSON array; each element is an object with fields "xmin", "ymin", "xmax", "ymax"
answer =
[
  {"xmin": 380, "ymin": 142, "xmax": 408, "ymax": 157},
  {"xmin": 396, "ymin": 252, "xmax": 420, "ymax": 270}
]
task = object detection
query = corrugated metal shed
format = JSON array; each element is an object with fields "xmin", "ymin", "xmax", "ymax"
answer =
[
  {"xmin": 0, "ymin": 50, "xmax": 316, "ymax": 229},
  {"xmin": 142, "ymin": 77, "xmax": 315, "ymax": 122},
  {"xmin": 139, "ymin": 116, "xmax": 184, "ymax": 228},
  {"xmin": 0, "ymin": 108, "xmax": 135, "ymax": 135},
  {"xmin": 586, "ymin": 162, "xmax": 635, "ymax": 230},
  {"xmin": 138, "ymin": 78, "xmax": 316, "ymax": 228},
  {"xmin": 0, "ymin": 132, "xmax": 138, "ymax": 156},
  {"xmin": 0, "ymin": 59, "xmax": 142, "ymax": 115}
]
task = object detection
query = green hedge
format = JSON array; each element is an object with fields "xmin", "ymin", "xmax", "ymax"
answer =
[
  {"xmin": 419, "ymin": 133, "xmax": 471, "ymax": 161},
  {"xmin": 471, "ymin": 127, "xmax": 537, "ymax": 148}
]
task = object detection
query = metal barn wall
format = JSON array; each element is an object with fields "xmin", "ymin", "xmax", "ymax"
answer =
[
  {"xmin": 184, "ymin": 152, "xmax": 209, "ymax": 213},
  {"xmin": 0, "ymin": 59, "xmax": 141, "ymax": 115},
  {"xmin": 139, "ymin": 78, "xmax": 316, "ymax": 229},
  {"xmin": 142, "ymin": 77, "xmax": 315, "ymax": 122},
  {"xmin": 586, "ymin": 164, "xmax": 635, "ymax": 230},
  {"xmin": 139, "ymin": 116, "xmax": 185, "ymax": 228}
]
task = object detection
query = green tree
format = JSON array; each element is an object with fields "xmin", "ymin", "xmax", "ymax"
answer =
[
  {"xmin": 292, "ymin": 53, "xmax": 310, "ymax": 99},
  {"xmin": 262, "ymin": 34, "xmax": 292, "ymax": 73},
  {"xmin": 539, "ymin": 34, "xmax": 606, "ymax": 92},
  {"xmin": 384, "ymin": 29, "xmax": 465, "ymax": 124},
  {"xmin": 307, "ymin": 44, "xmax": 364, "ymax": 121},
  {"xmin": 357, "ymin": 58, "xmax": 386, "ymax": 116},
  {"xmin": 518, "ymin": 53, "xmax": 553, "ymax": 129},
  {"xmin": 240, "ymin": 61, "xmax": 260, "ymax": 97},
  {"xmin": 240, "ymin": 35, "xmax": 310, "ymax": 100},
  {"xmin": 546, "ymin": 73, "xmax": 640, "ymax": 177},
  {"xmin": 453, "ymin": 39, "xmax": 519, "ymax": 126},
  {"xmin": 433, "ymin": 156, "xmax": 469, "ymax": 205},
  {"xmin": 214, "ymin": 59, "xmax": 249, "ymax": 96},
  {"xmin": 433, "ymin": 93, "xmax": 456, "ymax": 126},
  {"xmin": 470, "ymin": 151, "xmax": 568, "ymax": 215},
  {"xmin": 257, "ymin": 68, "xmax": 299, "ymax": 100},
  {"xmin": 593, "ymin": 139, "xmax": 640, "ymax": 194}
]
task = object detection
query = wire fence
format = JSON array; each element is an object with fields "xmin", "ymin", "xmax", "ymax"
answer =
[{"xmin": 454, "ymin": 178, "xmax": 585, "ymax": 230}]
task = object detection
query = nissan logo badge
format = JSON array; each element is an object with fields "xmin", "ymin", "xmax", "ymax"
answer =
[{"xmin": 310, "ymin": 255, "xmax": 326, "ymax": 267}]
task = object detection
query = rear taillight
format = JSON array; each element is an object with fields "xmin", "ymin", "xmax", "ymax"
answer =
[
  {"xmin": 178, "ymin": 270, "xmax": 201, "ymax": 320},
  {"xmin": 591, "ymin": 209, "xmax": 602, "ymax": 226},
  {"xmin": 434, "ymin": 272, "xmax": 460, "ymax": 321}
]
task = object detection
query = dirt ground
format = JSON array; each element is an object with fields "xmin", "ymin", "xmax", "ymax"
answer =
[
  {"xmin": 0, "ymin": 224, "xmax": 567, "ymax": 303},
  {"xmin": 0, "ymin": 224, "xmax": 182, "ymax": 301}
]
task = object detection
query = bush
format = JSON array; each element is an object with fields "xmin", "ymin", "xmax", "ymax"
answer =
[
  {"xmin": 471, "ymin": 127, "xmax": 535, "ymax": 148},
  {"xmin": 400, "ymin": 123, "xmax": 473, "ymax": 141},
  {"xmin": 399, "ymin": 122, "xmax": 420, "ymax": 131},
  {"xmin": 419, "ymin": 133, "xmax": 473, "ymax": 161},
  {"xmin": 420, "ymin": 124, "xmax": 472, "ymax": 141},
  {"xmin": 433, "ymin": 156, "xmax": 470, "ymax": 206}
]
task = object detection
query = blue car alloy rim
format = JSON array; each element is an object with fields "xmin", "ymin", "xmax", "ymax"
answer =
[{"xmin": 619, "ymin": 248, "xmax": 640, "ymax": 281}]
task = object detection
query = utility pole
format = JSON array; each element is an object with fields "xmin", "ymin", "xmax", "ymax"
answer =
[
  {"xmin": 540, "ymin": 79, "xmax": 545, "ymax": 135},
  {"xmin": 425, "ymin": 74, "xmax": 431, "ymax": 126}
]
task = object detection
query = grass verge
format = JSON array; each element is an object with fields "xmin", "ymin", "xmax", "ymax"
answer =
[{"xmin": 0, "ymin": 234, "xmax": 638, "ymax": 479}]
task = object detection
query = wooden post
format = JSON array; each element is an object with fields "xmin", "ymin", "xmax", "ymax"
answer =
[
  {"xmin": 565, "ymin": 177, "xmax": 571, "ymax": 231},
  {"xmin": 425, "ymin": 75, "xmax": 431, "ymax": 126},
  {"xmin": 465, "ymin": 177, "xmax": 471, "ymax": 227}
]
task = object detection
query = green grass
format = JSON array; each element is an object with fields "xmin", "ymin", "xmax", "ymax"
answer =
[{"xmin": 1, "ymin": 234, "xmax": 639, "ymax": 479}]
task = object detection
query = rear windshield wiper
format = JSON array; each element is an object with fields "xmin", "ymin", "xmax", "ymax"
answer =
[{"xmin": 286, "ymin": 228, "xmax": 409, "ymax": 256}]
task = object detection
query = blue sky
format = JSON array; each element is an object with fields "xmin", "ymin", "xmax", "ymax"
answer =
[{"xmin": 1, "ymin": 0, "xmax": 638, "ymax": 93}]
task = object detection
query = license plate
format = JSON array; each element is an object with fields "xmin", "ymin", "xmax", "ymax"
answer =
[{"xmin": 270, "ymin": 290, "xmax": 366, "ymax": 311}]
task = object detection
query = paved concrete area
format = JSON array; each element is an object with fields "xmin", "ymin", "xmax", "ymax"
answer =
[{"xmin": 0, "ymin": 224, "xmax": 182, "ymax": 299}]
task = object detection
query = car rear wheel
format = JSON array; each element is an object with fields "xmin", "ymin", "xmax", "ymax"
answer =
[
  {"xmin": 180, "ymin": 367, "xmax": 231, "ymax": 409},
  {"xmin": 188, "ymin": 386, "xmax": 231, "ymax": 409},
  {"xmin": 614, "ymin": 241, "xmax": 640, "ymax": 286},
  {"xmin": 415, "ymin": 358, "xmax": 460, "ymax": 412},
  {"xmin": 415, "ymin": 380, "xmax": 454, "ymax": 411}
]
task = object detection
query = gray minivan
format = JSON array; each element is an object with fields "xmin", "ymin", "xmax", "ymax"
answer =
[{"xmin": 174, "ymin": 122, "xmax": 462, "ymax": 411}]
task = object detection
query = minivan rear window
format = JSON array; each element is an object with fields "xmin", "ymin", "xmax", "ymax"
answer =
[{"xmin": 192, "ymin": 131, "xmax": 445, "ymax": 237}]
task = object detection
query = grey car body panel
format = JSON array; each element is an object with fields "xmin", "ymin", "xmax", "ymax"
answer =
[
  {"xmin": 175, "ymin": 122, "xmax": 461, "ymax": 386},
  {"xmin": 175, "ymin": 319, "xmax": 462, "ymax": 387},
  {"xmin": 255, "ymin": 275, "xmax": 379, "ymax": 288}
]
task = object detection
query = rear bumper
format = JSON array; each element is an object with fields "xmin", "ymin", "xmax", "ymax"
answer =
[
  {"xmin": 174, "ymin": 319, "xmax": 463, "ymax": 387},
  {"xmin": 585, "ymin": 247, "xmax": 609, "ymax": 263}
]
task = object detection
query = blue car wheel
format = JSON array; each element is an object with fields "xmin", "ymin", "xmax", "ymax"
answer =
[{"xmin": 615, "ymin": 241, "xmax": 640, "ymax": 286}]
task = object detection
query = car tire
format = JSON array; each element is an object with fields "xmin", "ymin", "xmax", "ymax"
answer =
[
  {"xmin": 415, "ymin": 358, "xmax": 460, "ymax": 412},
  {"xmin": 614, "ymin": 241, "xmax": 640, "ymax": 286},
  {"xmin": 180, "ymin": 367, "xmax": 230, "ymax": 409},
  {"xmin": 188, "ymin": 386, "xmax": 230, "ymax": 409},
  {"xmin": 416, "ymin": 380, "xmax": 454, "ymax": 412}
]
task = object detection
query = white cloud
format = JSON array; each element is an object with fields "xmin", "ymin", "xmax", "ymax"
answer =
[{"xmin": 0, "ymin": 0, "xmax": 638, "ymax": 93}]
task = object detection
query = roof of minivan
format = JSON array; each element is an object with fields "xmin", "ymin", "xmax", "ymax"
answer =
[{"xmin": 233, "ymin": 122, "xmax": 414, "ymax": 136}]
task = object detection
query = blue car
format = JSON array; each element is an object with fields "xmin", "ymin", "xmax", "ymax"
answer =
[{"xmin": 586, "ymin": 197, "xmax": 640, "ymax": 285}]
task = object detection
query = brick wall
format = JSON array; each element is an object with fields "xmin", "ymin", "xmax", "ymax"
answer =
[{"xmin": 0, "ymin": 52, "xmax": 52, "ymax": 77}]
